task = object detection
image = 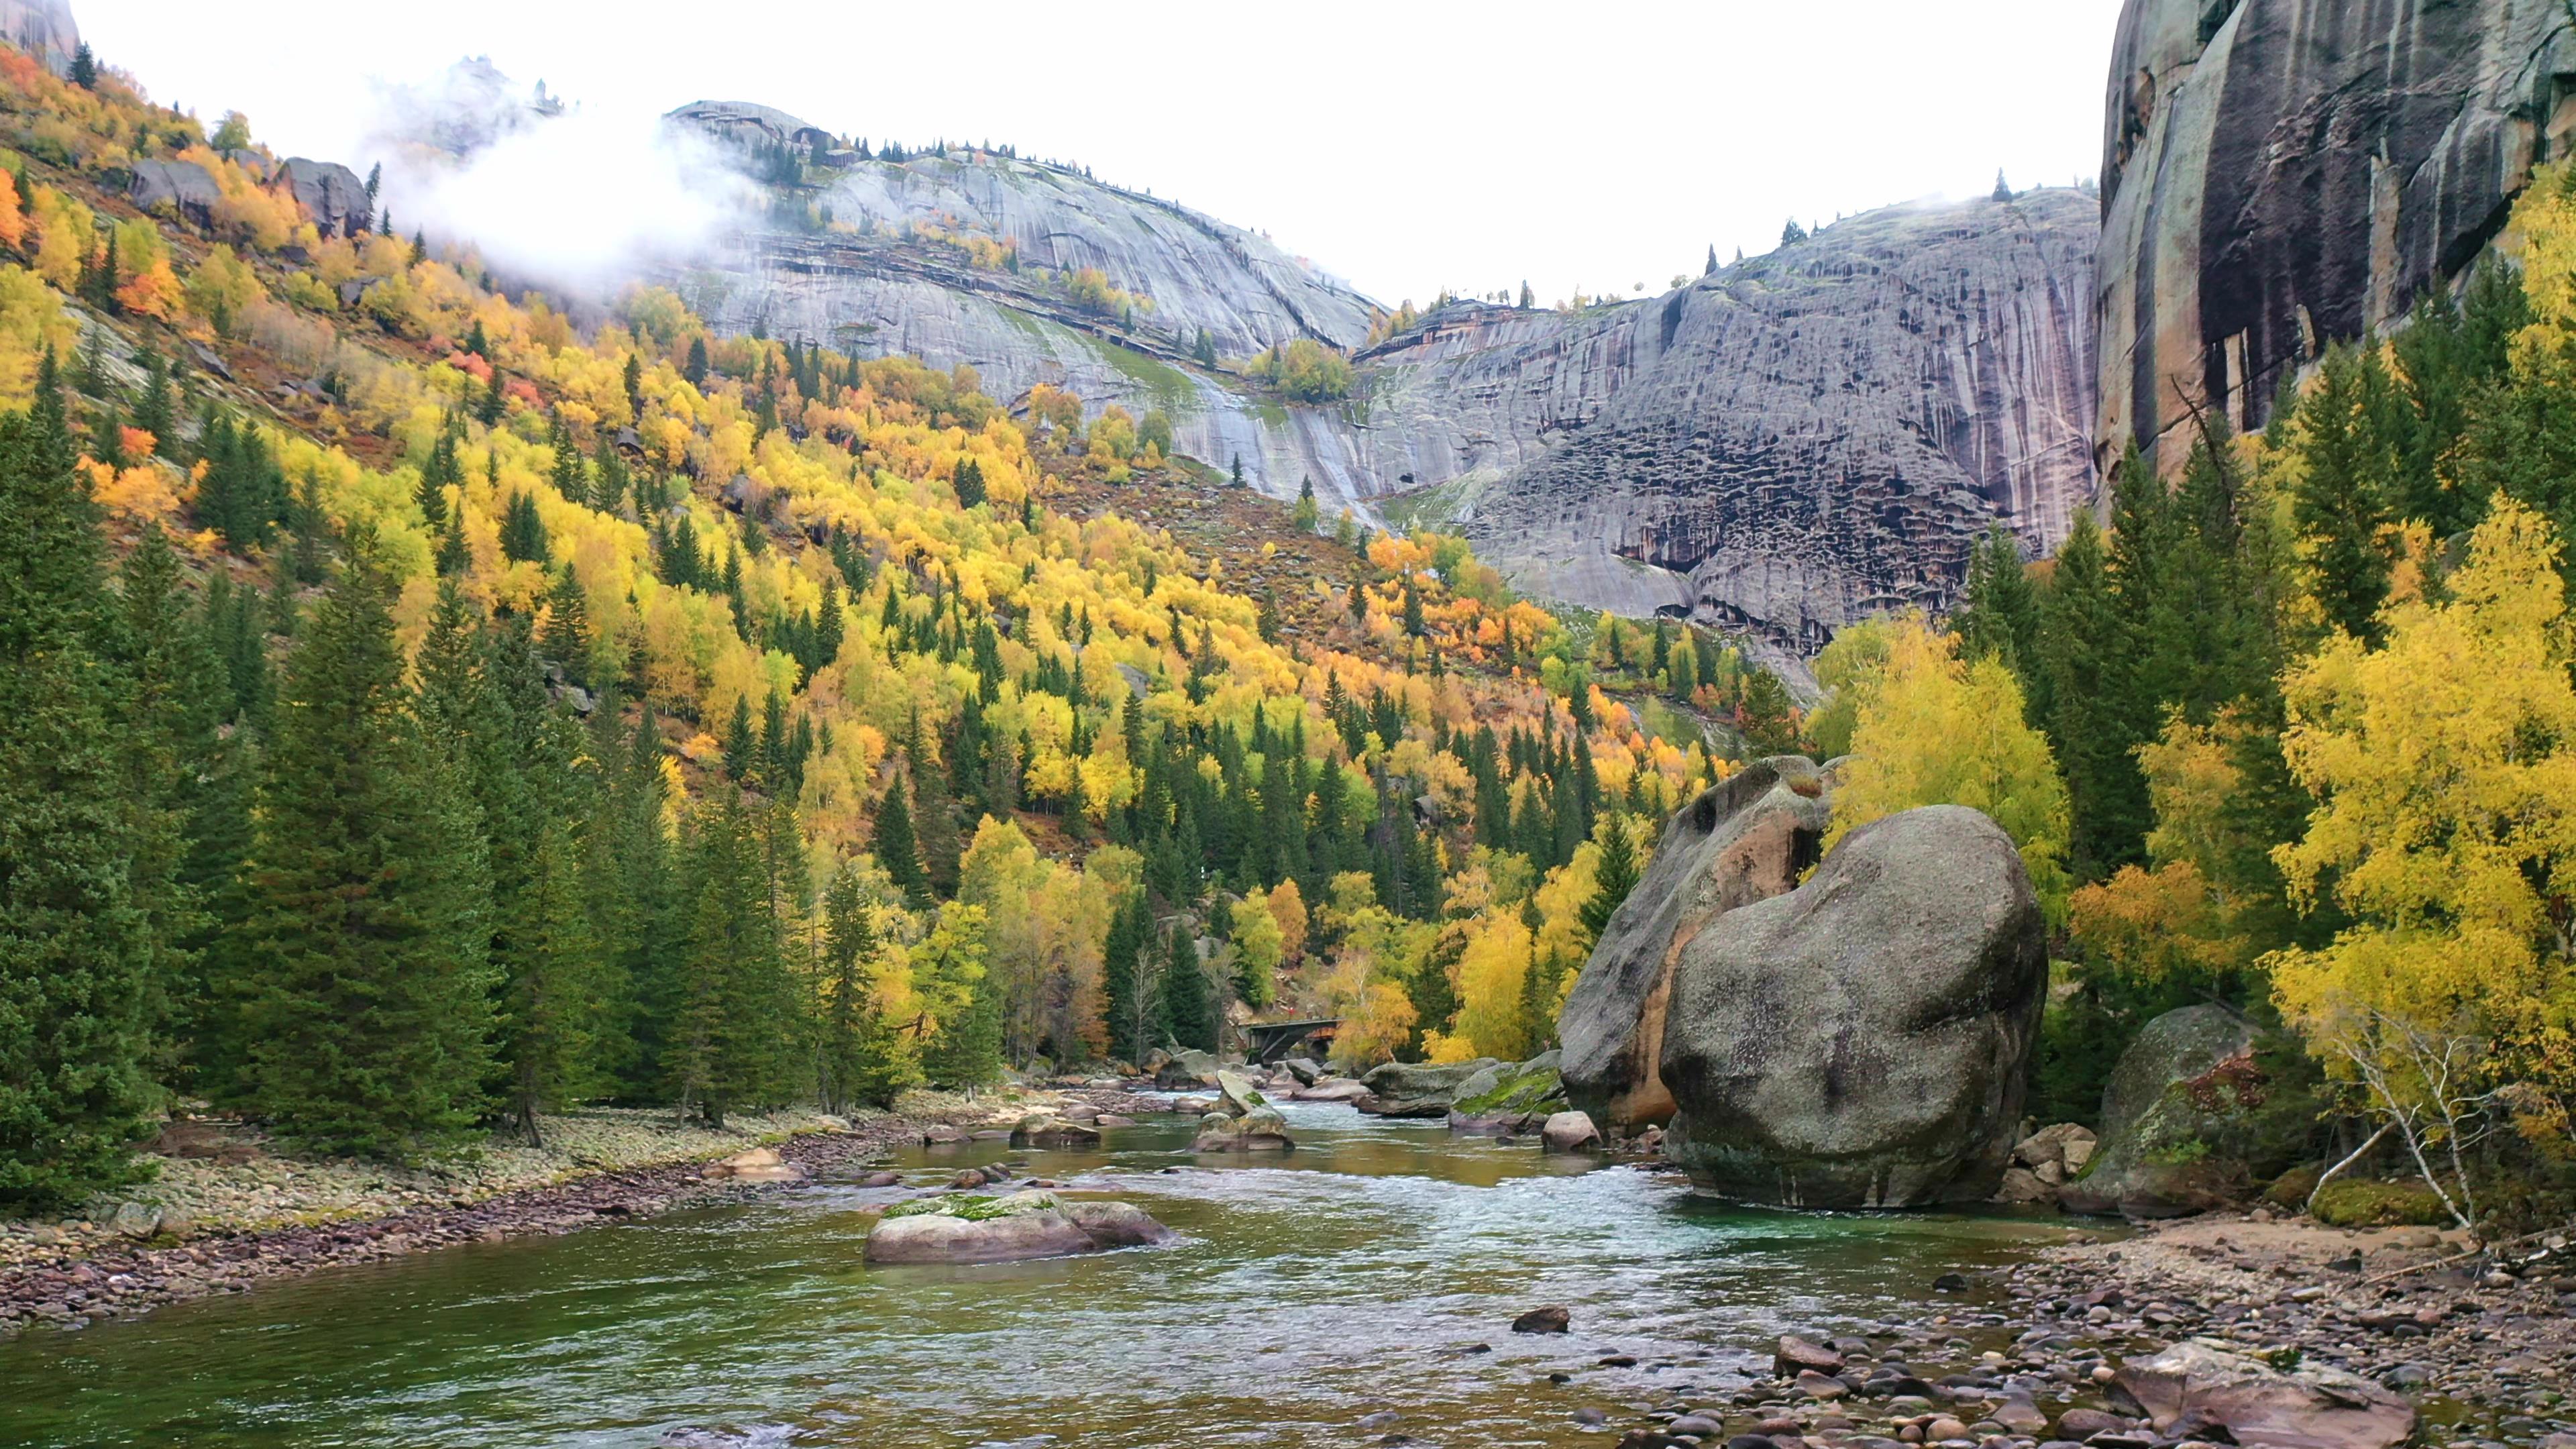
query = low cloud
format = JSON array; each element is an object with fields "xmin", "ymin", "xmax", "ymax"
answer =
[{"xmin": 363, "ymin": 62, "xmax": 755, "ymax": 294}]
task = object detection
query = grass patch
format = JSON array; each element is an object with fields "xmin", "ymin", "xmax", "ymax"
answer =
[
  {"xmin": 882, "ymin": 1191, "xmax": 1059, "ymax": 1222},
  {"xmin": 1085, "ymin": 335, "xmax": 1201, "ymax": 417}
]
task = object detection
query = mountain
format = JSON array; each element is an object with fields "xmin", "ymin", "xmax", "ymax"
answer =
[
  {"xmin": 648, "ymin": 103, "xmax": 2098, "ymax": 668},
  {"xmin": 0, "ymin": 0, "xmax": 75, "ymax": 73},
  {"xmin": 2098, "ymin": 0, "xmax": 2573, "ymax": 470}
]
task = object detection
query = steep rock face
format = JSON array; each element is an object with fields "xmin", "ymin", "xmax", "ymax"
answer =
[
  {"xmin": 2099, "ymin": 0, "xmax": 2576, "ymax": 470},
  {"xmin": 1415, "ymin": 193, "xmax": 2098, "ymax": 661},
  {"xmin": 0, "ymin": 0, "xmax": 76, "ymax": 73}
]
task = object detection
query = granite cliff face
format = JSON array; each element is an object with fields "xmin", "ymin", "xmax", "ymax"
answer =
[
  {"xmin": 2099, "ymin": 0, "xmax": 2576, "ymax": 470},
  {"xmin": 0, "ymin": 0, "xmax": 76, "ymax": 73},
  {"xmin": 1379, "ymin": 192, "xmax": 2098, "ymax": 659},
  {"xmin": 669, "ymin": 108, "xmax": 2099, "ymax": 656}
]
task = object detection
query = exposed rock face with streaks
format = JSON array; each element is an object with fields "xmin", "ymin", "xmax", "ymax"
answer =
[
  {"xmin": 2098, "ymin": 0, "xmax": 2575, "ymax": 471},
  {"xmin": 1399, "ymin": 192, "xmax": 2098, "ymax": 663}
]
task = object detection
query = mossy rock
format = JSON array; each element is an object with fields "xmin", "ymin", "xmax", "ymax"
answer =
[
  {"xmin": 1453, "ymin": 1059, "xmax": 1566, "ymax": 1118},
  {"xmin": 881, "ymin": 1190, "xmax": 1059, "ymax": 1222},
  {"xmin": 2311, "ymin": 1179, "xmax": 2453, "ymax": 1228},
  {"xmin": 2061, "ymin": 1005, "xmax": 2320, "ymax": 1218}
]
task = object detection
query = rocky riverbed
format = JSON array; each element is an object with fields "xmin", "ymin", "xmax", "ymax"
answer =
[{"xmin": 0, "ymin": 1087, "xmax": 1158, "ymax": 1339}]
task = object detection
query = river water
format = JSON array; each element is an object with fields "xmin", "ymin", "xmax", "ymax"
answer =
[{"xmin": 0, "ymin": 1100, "xmax": 2095, "ymax": 1448}]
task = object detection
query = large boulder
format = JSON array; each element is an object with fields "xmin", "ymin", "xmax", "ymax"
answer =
[
  {"xmin": 1446, "ymin": 1051, "xmax": 1566, "ymax": 1134},
  {"xmin": 1195, "ymin": 1104, "xmax": 1294, "ymax": 1152},
  {"xmin": 1354, "ymin": 1058, "xmax": 1499, "ymax": 1118},
  {"xmin": 1541, "ymin": 1111, "xmax": 1603, "ymax": 1153},
  {"xmin": 129, "ymin": 159, "xmax": 222, "ymax": 231},
  {"xmin": 1558, "ymin": 758, "xmax": 1835, "ymax": 1131},
  {"xmin": 1659, "ymin": 806, "xmax": 2047, "ymax": 1207},
  {"xmin": 2112, "ymin": 1339, "xmax": 2414, "ymax": 1449},
  {"xmin": 862, "ymin": 1191, "xmax": 1175, "ymax": 1264},
  {"xmin": 702, "ymin": 1146, "xmax": 806, "ymax": 1183},
  {"xmin": 1155, "ymin": 1047, "xmax": 1223, "ymax": 1089},
  {"xmin": 2061, "ymin": 1004, "xmax": 2312, "ymax": 1218},
  {"xmin": 1008, "ymin": 1114, "xmax": 1102, "ymax": 1149}
]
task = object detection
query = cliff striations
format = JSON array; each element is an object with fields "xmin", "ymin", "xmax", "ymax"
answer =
[
  {"xmin": 2099, "ymin": 0, "xmax": 2576, "ymax": 471},
  {"xmin": 1394, "ymin": 192, "xmax": 2098, "ymax": 663}
]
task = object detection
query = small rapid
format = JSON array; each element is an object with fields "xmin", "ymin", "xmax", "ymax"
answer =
[{"xmin": 0, "ymin": 1101, "xmax": 2091, "ymax": 1448}]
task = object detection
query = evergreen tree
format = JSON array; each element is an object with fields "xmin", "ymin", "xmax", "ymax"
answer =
[
  {"xmin": 1099, "ymin": 892, "xmax": 1151, "ymax": 1064},
  {"xmin": 500, "ymin": 490, "xmax": 549, "ymax": 564},
  {"xmin": 68, "ymin": 42, "xmax": 95, "ymax": 89},
  {"xmin": 2039, "ymin": 509, "xmax": 2147, "ymax": 879},
  {"xmin": 873, "ymin": 769, "xmax": 930, "ymax": 908},
  {"xmin": 1157, "ymin": 919, "xmax": 1216, "ymax": 1052},
  {"xmin": 0, "ymin": 357, "xmax": 162, "ymax": 1204},
  {"xmin": 819, "ymin": 868, "xmax": 912, "ymax": 1111},
  {"xmin": 2292, "ymin": 343, "xmax": 2398, "ymax": 643},
  {"xmin": 230, "ymin": 535, "xmax": 497, "ymax": 1157},
  {"xmin": 540, "ymin": 566, "xmax": 590, "ymax": 685},
  {"xmin": 918, "ymin": 908, "xmax": 1003, "ymax": 1090},
  {"xmin": 684, "ymin": 337, "xmax": 709, "ymax": 388},
  {"xmin": 668, "ymin": 789, "xmax": 793, "ymax": 1125},
  {"xmin": 476, "ymin": 366, "xmax": 507, "ymax": 427},
  {"xmin": 1576, "ymin": 814, "xmax": 1640, "ymax": 947}
]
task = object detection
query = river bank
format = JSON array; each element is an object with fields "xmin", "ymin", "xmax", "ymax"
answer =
[{"xmin": 0, "ymin": 1088, "xmax": 1155, "ymax": 1339}]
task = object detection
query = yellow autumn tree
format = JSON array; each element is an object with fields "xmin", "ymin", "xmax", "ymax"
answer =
[
  {"xmin": 2265, "ymin": 496, "xmax": 2576, "ymax": 1204},
  {"xmin": 2070, "ymin": 712, "xmax": 2265, "ymax": 981},
  {"xmin": 1267, "ymin": 878, "xmax": 1307, "ymax": 964},
  {"xmin": 1825, "ymin": 613, "xmax": 2072, "ymax": 919}
]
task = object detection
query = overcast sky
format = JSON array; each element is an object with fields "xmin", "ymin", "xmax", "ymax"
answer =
[{"xmin": 85, "ymin": 1, "xmax": 2125, "ymax": 307}]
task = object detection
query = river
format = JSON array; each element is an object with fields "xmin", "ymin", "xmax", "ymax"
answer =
[{"xmin": 0, "ymin": 1100, "xmax": 2096, "ymax": 1448}]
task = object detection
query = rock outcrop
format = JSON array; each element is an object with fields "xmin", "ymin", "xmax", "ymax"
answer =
[
  {"xmin": 1417, "ymin": 192, "xmax": 2099, "ymax": 665},
  {"xmin": 1558, "ymin": 757, "xmax": 1835, "ymax": 1132},
  {"xmin": 2098, "ymin": 0, "xmax": 2574, "ymax": 472},
  {"xmin": 1659, "ymin": 806, "xmax": 2048, "ymax": 1207},
  {"xmin": 1354, "ymin": 1058, "xmax": 1499, "ymax": 1118},
  {"xmin": 1444, "ymin": 1052, "xmax": 1567, "ymax": 1134},
  {"xmin": 2061, "ymin": 1003, "xmax": 2312, "ymax": 1218},
  {"xmin": 0, "ymin": 0, "xmax": 78, "ymax": 74},
  {"xmin": 863, "ymin": 1191, "xmax": 1175, "ymax": 1265}
]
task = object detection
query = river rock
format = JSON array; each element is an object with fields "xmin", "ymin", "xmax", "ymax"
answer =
[
  {"xmin": 1194, "ymin": 1104, "xmax": 1293, "ymax": 1152},
  {"xmin": 1560, "ymin": 758, "xmax": 1835, "ymax": 1132},
  {"xmin": 1214, "ymin": 1070, "xmax": 1266, "ymax": 1117},
  {"xmin": 2098, "ymin": 0, "xmax": 2567, "ymax": 474},
  {"xmin": 2061, "ymin": 1004, "xmax": 2310, "ymax": 1218},
  {"xmin": 1155, "ymin": 1048, "xmax": 1223, "ymax": 1088},
  {"xmin": 1295, "ymin": 1079, "xmax": 1369, "ymax": 1103},
  {"xmin": 1512, "ymin": 1305, "xmax": 1571, "ymax": 1334},
  {"xmin": 1541, "ymin": 1111, "xmax": 1603, "ymax": 1153},
  {"xmin": 1659, "ymin": 805, "xmax": 2047, "ymax": 1207},
  {"xmin": 1008, "ymin": 1114, "xmax": 1102, "ymax": 1149},
  {"xmin": 1279, "ymin": 1057, "xmax": 1321, "ymax": 1086},
  {"xmin": 1354, "ymin": 1058, "xmax": 1499, "ymax": 1118},
  {"xmin": 1777, "ymin": 1335, "xmax": 1845, "ymax": 1375},
  {"xmin": 863, "ymin": 1191, "xmax": 1175, "ymax": 1264},
  {"xmin": 1093, "ymin": 1113, "xmax": 1136, "ymax": 1128},
  {"xmin": 1446, "ymin": 1051, "xmax": 1566, "ymax": 1134},
  {"xmin": 2112, "ymin": 1339, "xmax": 2415, "ymax": 1449},
  {"xmin": 108, "ymin": 1202, "xmax": 162, "ymax": 1239},
  {"xmin": 702, "ymin": 1146, "xmax": 806, "ymax": 1183}
]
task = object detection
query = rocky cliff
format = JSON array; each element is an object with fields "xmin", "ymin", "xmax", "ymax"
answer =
[
  {"xmin": 2099, "ymin": 0, "xmax": 2575, "ymax": 470},
  {"xmin": 0, "ymin": 0, "xmax": 74, "ymax": 74},
  {"xmin": 1380, "ymin": 192, "xmax": 2098, "ymax": 661}
]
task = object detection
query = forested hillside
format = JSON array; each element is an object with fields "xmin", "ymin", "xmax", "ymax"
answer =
[{"xmin": 0, "ymin": 43, "xmax": 1785, "ymax": 1203}]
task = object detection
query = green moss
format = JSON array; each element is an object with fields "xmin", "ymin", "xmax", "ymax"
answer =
[
  {"xmin": 2144, "ymin": 1137, "xmax": 2213, "ymax": 1167},
  {"xmin": 2263, "ymin": 1162, "xmax": 2324, "ymax": 1208},
  {"xmin": 2311, "ymin": 1178, "xmax": 2451, "ymax": 1228},
  {"xmin": 881, "ymin": 1191, "xmax": 1059, "ymax": 1222},
  {"xmin": 1453, "ymin": 1065, "xmax": 1562, "ymax": 1116}
]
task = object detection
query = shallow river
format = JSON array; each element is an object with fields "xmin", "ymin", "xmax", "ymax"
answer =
[{"xmin": 0, "ymin": 1101, "xmax": 2095, "ymax": 1448}]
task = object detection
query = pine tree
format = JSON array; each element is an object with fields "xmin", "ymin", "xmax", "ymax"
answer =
[
  {"xmin": 68, "ymin": 42, "xmax": 95, "ymax": 89},
  {"xmin": 2039, "ymin": 508, "xmax": 2147, "ymax": 879},
  {"xmin": 2292, "ymin": 343, "xmax": 2398, "ymax": 643},
  {"xmin": 873, "ymin": 769, "xmax": 930, "ymax": 908},
  {"xmin": 668, "ymin": 788, "xmax": 792, "ymax": 1125},
  {"xmin": 540, "ymin": 566, "xmax": 590, "ymax": 685},
  {"xmin": 477, "ymin": 366, "xmax": 507, "ymax": 427},
  {"xmin": 231, "ymin": 535, "xmax": 497, "ymax": 1157},
  {"xmin": 0, "ymin": 357, "xmax": 162, "ymax": 1204},
  {"xmin": 1157, "ymin": 918, "xmax": 1216, "ymax": 1052},
  {"xmin": 1577, "ymin": 814, "xmax": 1640, "ymax": 947},
  {"xmin": 918, "ymin": 905, "xmax": 1003, "ymax": 1090},
  {"xmin": 684, "ymin": 337, "xmax": 709, "ymax": 388},
  {"xmin": 500, "ymin": 490, "xmax": 549, "ymax": 564},
  {"xmin": 819, "ymin": 867, "xmax": 912, "ymax": 1111},
  {"xmin": 1099, "ymin": 892, "xmax": 1150, "ymax": 1064}
]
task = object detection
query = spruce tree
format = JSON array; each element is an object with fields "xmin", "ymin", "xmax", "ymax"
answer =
[
  {"xmin": 873, "ymin": 769, "xmax": 930, "ymax": 908},
  {"xmin": 2039, "ymin": 509, "xmax": 2147, "ymax": 879},
  {"xmin": 669, "ymin": 788, "xmax": 794, "ymax": 1126},
  {"xmin": 231, "ymin": 535, "xmax": 497, "ymax": 1157},
  {"xmin": 1157, "ymin": 920, "xmax": 1216, "ymax": 1053},
  {"xmin": 1577, "ymin": 814, "xmax": 1640, "ymax": 946},
  {"xmin": 820, "ymin": 867, "xmax": 912, "ymax": 1111},
  {"xmin": 0, "ymin": 357, "xmax": 162, "ymax": 1204},
  {"xmin": 2292, "ymin": 343, "xmax": 2398, "ymax": 643}
]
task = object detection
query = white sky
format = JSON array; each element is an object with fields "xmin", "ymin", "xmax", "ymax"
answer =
[{"xmin": 84, "ymin": 0, "xmax": 2125, "ymax": 308}]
